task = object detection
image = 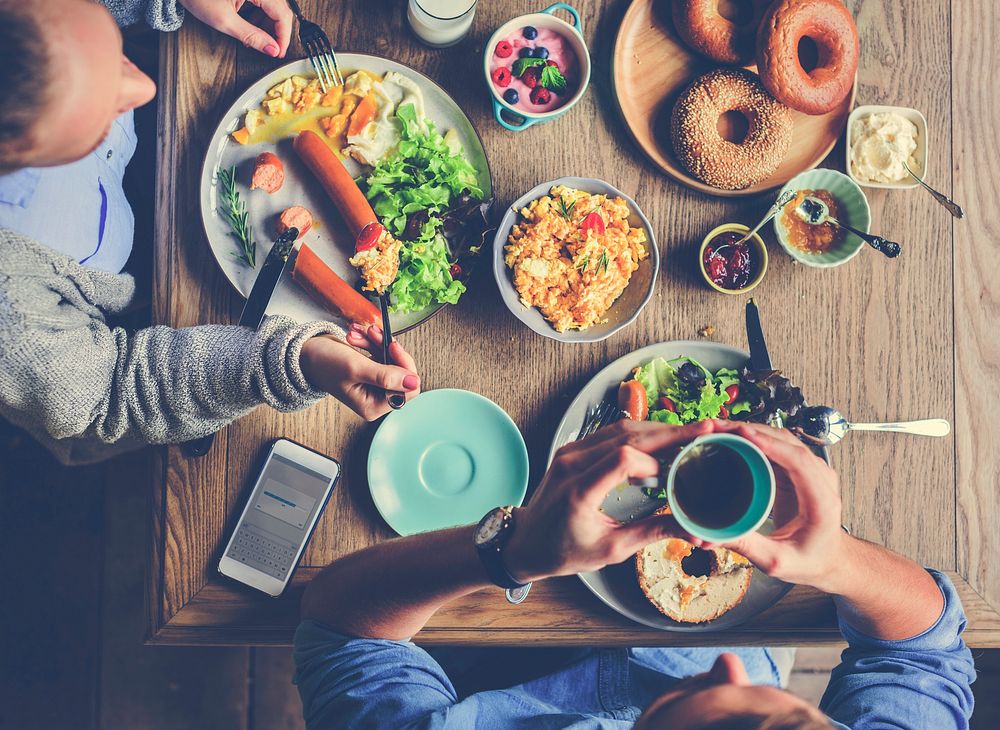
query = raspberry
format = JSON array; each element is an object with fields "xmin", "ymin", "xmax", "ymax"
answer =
[
  {"xmin": 491, "ymin": 67, "xmax": 512, "ymax": 88},
  {"xmin": 522, "ymin": 66, "xmax": 541, "ymax": 88},
  {"xmin": 706, "ymin": 255, "xmax": 727, "ymax": 284},
  {"xmin": 546, "ymin": 60, "xmax": 560, "ymax": 70},
  {"xmin": 529, "ymin": 86, "xmax": 552, "ymax": 105},
  {"xmin": 494, "ymin": 41, "xmax": 513, "ymax": 58}
]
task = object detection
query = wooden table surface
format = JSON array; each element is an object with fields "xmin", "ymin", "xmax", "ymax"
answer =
[{"xmin": 148, "ymin": 0, "xmax": 1000, "ymax": 646}]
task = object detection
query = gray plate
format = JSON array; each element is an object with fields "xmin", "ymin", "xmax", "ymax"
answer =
[
  {"xmin": 550, "ymin": 340, "xmax": 816, "ymax": 632},
  {"xmin": 199, "ymin": 55, "xmax": 492, "ymax": 333},
  {"xmin": 492, "ymin": 177, "xmax": 659, "ymax": 343}
]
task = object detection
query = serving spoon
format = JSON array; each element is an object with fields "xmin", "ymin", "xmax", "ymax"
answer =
[
  {"xmin": 732, "ymin": 190, "xmax": 797, "ymax": 246},
  {"xmin": 902, "ymin": 161, "xmax": 965, "ymax": 219},
  {"xmin": 791, "ymin": 405, "xmax": 950, "ymax": 447},
  {"xmin": 793, "ymin": 195, "xmax": 902, "ymax": 258}
]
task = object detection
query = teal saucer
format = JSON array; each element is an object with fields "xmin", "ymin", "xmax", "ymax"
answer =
[{"xmin": 368, "ymin": 389, "xmax": 529, "ymax": 536}]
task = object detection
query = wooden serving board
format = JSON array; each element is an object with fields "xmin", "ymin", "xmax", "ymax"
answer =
[{"xmin": 612, "ymin": 0, "xmax": 855, "ymax": 197}]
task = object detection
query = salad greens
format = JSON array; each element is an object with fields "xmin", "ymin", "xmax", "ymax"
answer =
[
  {"xmin": 633, "ymin": 357, "xmax": 751, "ymax": 426},
  {"xmin": 360, "ymin": 103, "xmax": 485, "ymax": 313}
]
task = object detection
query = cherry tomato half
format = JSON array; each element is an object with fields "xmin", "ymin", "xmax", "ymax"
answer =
[
  {"xmin": 356, "ymin": 222, "xmax": 384, "ymax": 252},
  {"xmin": 580, "ymin": 211, "xmax": 605, "ymax": 235},
  {"xmin": 724, "ymin": 384, "xmax": 740, "ymax": 404},
  {"xmin": 657, "ymin": 396, "xmax": 676, "ymax": 413}
]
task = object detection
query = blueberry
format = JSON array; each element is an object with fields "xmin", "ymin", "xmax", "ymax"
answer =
[
  {"xmin": 518, "ymin": 47, "xmax": 534, "ymax": 58},
  {"xmin": 503, "ymin": 89, "xmax": 519, "ymax": 104},
  {"xmin": 533, "ymin": 46, "xmax": 550, "ymax": 59},
  {"xmin": 522, "ymin": 26, "xmax": 538, "ymax": 40}
]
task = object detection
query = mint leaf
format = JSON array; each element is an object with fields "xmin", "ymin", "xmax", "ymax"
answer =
[
  {"xmin": 540, "ymin": 65, "xmax": 567, "ymax": 94},
  {"xmin": 512, "ymin": 57, "xmax": 545, "ymax": 77}
]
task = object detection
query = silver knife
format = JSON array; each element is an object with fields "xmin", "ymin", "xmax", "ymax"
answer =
[
  {"xmin": 238, "ymin": 227, "xmax": 299, "ymax": 328},
  {"xmin": 745, "ymin": 297, "xmax": 772, "ymax": 371},
  {"xmin": 181, "ymin": 228, "xmax": 299, "ymax": 458},
  {"xmin": 745, "ymin": 298, "xmax": 783, "ymax": 428}
]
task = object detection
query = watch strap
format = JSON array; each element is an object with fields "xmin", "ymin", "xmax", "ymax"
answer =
[{"xmin": 476, "ymin": 507, "xmax": 527, "ymax": 590}]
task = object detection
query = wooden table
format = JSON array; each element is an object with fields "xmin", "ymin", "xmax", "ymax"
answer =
[{"xmin": 148, "ymin": 0, "xmax": 1000, "ymax": 646}]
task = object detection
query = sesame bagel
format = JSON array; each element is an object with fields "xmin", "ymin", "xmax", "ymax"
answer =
[
  {"xmin": 672, "ymin": 0, "xmax": 772, "ymax": 66},
  {"xmin": 670, "ymin": 68, "xmax": 793, "ymax": 190},
  {"xmin": 756, "ymin": 0, "xmax": 859, "ymax": 115},
  {"xmin": 636, "ymin": 509, "xmax": 753, "ymax": 623}
]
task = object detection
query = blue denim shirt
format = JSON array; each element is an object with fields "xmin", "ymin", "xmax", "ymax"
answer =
[
  {"xmin": 293, "ymin": 570, "xmax": 974, "ymax": 729},
  {"xmin": 0, "ymin": 112, "xmax": 137, "ymax": 274}
]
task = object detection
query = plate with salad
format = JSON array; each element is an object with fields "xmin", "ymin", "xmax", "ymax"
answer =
[
  {"xmin": 199, "ymin": 54, "xmax": 493, "ymax": 333},
  {"xmin": 548, "ymin": 340, "xmax": 827, "ymax": 631}
]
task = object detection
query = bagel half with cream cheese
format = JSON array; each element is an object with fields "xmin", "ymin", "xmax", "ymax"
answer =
[{"xmin": 636, "ymin": 508, "xmax": 752, "ymax": 623}]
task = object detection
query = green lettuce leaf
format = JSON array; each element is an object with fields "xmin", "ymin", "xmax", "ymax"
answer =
[{"xmin": 390, "ymin": 234, "xmax": 465, "ymax": 313}]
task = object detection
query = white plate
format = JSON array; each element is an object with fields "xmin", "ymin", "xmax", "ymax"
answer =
[
  {"xmin": 199, "ymin": 55, "xmax": 492, "ymax": 333},
  {"xmin": 550, "ymin": 340, "xmax": 826, "ymax": 632}
]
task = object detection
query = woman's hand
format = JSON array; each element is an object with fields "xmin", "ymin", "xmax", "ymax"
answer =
[
  {"xmin": 179, "ymin": 0, "xmax": 294, "ymax": 58},
  {"xmin": 710, "ymin": 420, "xmax": 848, "ymax": 591},
  {"xmin": 503, "ymin": 420, "xmax": 714, "ymax": 583},
  {"xmin": 299, "ymin": 325, "xmax": 420, "ymax": 420}
]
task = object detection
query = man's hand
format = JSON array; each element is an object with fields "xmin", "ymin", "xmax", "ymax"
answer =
[
  {"xmin": 299, "ymin": 325, "xmax": 420, "ymax": 421},
  {"xmin": 708, "ymin": 421, "xmax": 848, "ymax": 592},
  {"xmin": 179, "ymin": 0, "xmax": 294, "ymax": 58},
  {"xmin": 503, "ymin": 420, "xmax": 714, "ymax": 583}
]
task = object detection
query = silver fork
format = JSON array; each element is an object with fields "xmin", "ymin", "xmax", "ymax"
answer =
[
  {"xmin": 286, "ymin": 0, "xmax": 344, "ymax": 90},
  {"xmin": 577, "ymin": 398, "xmax": 621, "ymax": 440}
]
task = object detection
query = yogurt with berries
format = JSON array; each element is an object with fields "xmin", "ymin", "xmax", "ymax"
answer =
[{"xmin": 490, "ymin": 25, "xmax": 578, "ymax": 114}]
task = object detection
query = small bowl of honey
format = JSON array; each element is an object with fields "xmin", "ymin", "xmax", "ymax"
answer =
[{"xmin": 773, "ymin": 169, "xmax": 871, "ymax": 268}]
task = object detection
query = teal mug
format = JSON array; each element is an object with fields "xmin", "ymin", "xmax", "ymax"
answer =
[
  {"xmin": 483, "ymin": 3, "xmax": 592, "ymax": 132},
  {"xmin": 666, "ymin": 433, "xmax": 776, "ymax": 543}
]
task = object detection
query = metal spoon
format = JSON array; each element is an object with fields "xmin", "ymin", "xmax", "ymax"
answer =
[
  {"xmin": 733, "ymin": 190, "xmax": 797, "ymax": 246},
  {"xmin": 792, "ymin": 405, "xmax": 950, "ymax": 446},
  {"xmin": 793, "ymin": 195, "xmax": 902, "ymax": 258},
  {"xmin": 902, "ymin": 162, "xmax": 965, "ymax": 219}
]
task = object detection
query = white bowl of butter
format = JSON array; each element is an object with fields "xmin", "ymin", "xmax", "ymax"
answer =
[{"xmin": 846, "ymin": 105, "xmax": 927, "ymax": 190}]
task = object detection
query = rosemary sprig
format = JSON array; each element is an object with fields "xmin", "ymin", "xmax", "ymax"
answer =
[
  {"xmin": 557, "ymin": 196, "xmax": 577, "ymax": 221},
  {"xmin": 574, "ymin": 254, "xmax": 591, "ymax": 271},
  {"xmin": 598, "ymin": 249, "xmax": 610, "ymax": 273},
  {"xmin": 218, "ymin": 165, "xmax": 256, "ymax": 268}
]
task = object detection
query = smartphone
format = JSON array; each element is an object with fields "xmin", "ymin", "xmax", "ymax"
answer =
[{"xmin": 218, "ymin": 439, "xmax": 340, "ymax": 596}]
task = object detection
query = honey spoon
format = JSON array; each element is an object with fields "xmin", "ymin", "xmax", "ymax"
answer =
[{"xmin": 793, "ymin": 195, "xmax": 902, "ymax": 258}]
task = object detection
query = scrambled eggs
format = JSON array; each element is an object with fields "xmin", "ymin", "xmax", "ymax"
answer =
[{"xmin": 504, "ymin": 186, "xmax": 648, "ymax": 332}]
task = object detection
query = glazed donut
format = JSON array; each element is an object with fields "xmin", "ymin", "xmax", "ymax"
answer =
[
  {"xmin": 636, "ymin": 509, "xmax": 753, "ymax": 623},
  {"xmin": 756, "ymin": 0, "xmax": 859, "ymax": 115},
  {"xmin": 672, "ymin": 0, "xmax": 771, "ymax": 65},
  {"xmin": 670, "ymin": 68, "xmax": 793, "ymax": 190}
]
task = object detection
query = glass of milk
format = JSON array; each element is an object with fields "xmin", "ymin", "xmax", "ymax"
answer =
[{"xmin": 407, "ymin": 0, "xmax": 478, "ymax": 48}]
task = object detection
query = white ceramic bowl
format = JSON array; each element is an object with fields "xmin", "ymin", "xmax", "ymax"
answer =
[
  {"xmin": 845, "ymin": 104, "xmax": 928, "ymax": 190},
  {"xmin": 483, "ymin": 3, "xmax": 592, "ymax": 132},
  {"xmin": 492, "ymin": 176, "xmax": 659, "ymax": 343}
]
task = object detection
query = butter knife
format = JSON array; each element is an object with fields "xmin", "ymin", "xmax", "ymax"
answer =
[{"xmin": 182, "ymin": 228, "xmax": 299, "ymax": 457}]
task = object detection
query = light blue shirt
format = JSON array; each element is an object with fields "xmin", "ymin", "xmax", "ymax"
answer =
[
  {"xmin": 0, "ymin": 112, "xmax": 137, "ymax": 274},
  {"xmin": 293, "ymin": 570, "xmax": 975, "ymax": 729}
]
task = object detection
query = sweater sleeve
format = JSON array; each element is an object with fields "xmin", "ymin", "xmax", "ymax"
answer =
[
  {"xmin": 101, "ymin": 0, "xmax": 185, "ymax": 32},
  {"xmin": 0, "ymin": 268, "xmax": 342, "ymax": 452}
]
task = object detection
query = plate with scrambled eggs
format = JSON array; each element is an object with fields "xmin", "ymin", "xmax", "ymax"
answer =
[{"xmin": 493, "ymin": 178, "xmax": 659, "ymax": 342}]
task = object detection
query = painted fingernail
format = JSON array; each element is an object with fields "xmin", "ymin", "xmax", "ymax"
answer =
[
  {"xmin": 264, "ymin": 43, "xmax": 280, "ymax": 57},
  {"xmin": 402, "ymin": 374, "xmax": 420, "ymax": 390}
]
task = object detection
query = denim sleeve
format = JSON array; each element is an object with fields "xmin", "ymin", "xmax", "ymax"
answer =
[
  {"xmin": 820, "ymin": 570, "xmax": 976, "ymax": 730},
  {"xmin": 293, "ymin": 620, "xmax": 460, "ymax": 730}
]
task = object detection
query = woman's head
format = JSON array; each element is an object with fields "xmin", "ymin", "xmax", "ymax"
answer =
[{"xmin": 0, "ymin": 0, "xmax": 156, "ymax": 172}]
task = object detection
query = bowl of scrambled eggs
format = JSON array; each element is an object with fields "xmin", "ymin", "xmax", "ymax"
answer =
[{"xmin": 492, "ymin": 177, "xmax": 659, "ymax": 342}]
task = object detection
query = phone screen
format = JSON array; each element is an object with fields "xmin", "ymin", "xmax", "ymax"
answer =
[
  {"xmin": 224, "ymin": 451, "xmax": 338, "ymax": 583},
  {"xmin": 248, "ymin": 453, "xmax": 333, "ymax": 536}
]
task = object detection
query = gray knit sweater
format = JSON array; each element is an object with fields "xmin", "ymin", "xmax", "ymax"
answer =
[
  {"xmin": 103, "ymin": 0, "xmax": 184, "ymax": 31},
  {"xmin": 0, "ymin": 230, "xmax": 343, "ymax": 464}
]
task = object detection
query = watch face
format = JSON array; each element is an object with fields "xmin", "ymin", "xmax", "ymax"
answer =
[{"xmin": 475, "ymin": 508, "xmax": 505, "ymax": 546}]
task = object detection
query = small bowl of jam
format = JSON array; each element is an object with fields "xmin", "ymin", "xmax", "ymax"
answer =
[{"xmin": 699, "ymin": 223, "xmax": 768, "ymax": 294}]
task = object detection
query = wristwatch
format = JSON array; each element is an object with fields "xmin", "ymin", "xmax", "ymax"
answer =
[{"xmin": 474, "ymin": 506, "xmax": 528, "ymax": 591}]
